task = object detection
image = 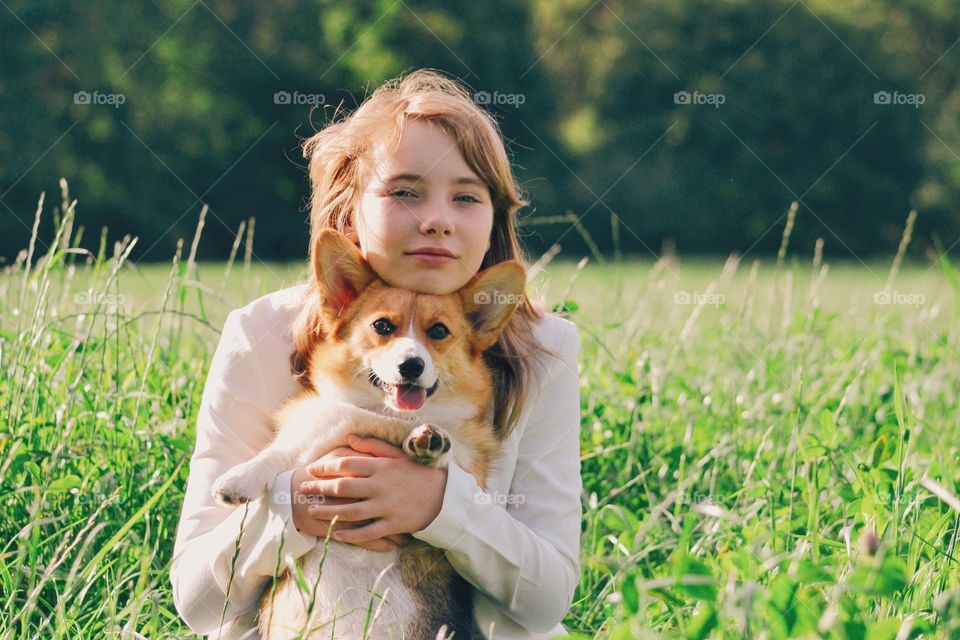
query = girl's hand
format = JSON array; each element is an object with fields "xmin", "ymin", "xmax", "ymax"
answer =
[
  {"xmin": 297, "ymin": 434, "xmax": 448, "ymax": 545},
  {"xmin": 290, "ymin": 449, "xmax": 409, "ymax": 552}
]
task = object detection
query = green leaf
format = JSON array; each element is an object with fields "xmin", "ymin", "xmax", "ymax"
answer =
[
  {"xmin": 865, "ymin": 618, "xmax": 901, "ymax": 640},
  {"xmin": 792, "ymin": 559, "xmax": 834, "ymax": 583},
  {"xmin": 621, "ymin": 573, "xmax": 639, "ymax": 614},
  {"xmin": 672, "ymin": 552, "xmax": 717, "ymax": 601},
  {"xmin": 848, "ymin": 556, "xmax": 908, "ymax": 596},
  {"xmin": 609, "ymin": 622, "xmax": 637, "ymax": 640},
  {"xmin": 551, "ymin": 300, "xmax": 579, "ymax": 314},
  {"xmin": 769, "ymin": 573, "xmax": 797, "ymax": 620},
  {"xmin": 47, "ymin": 475, "xmax": 83, "ymax": 495},
  {"xmin": 818, "ymin": 410, "xmax": 837, "ymax": 446},
  {"xmin": 801, "ymin": 439, "xmax": 829, "ymax": 461},
  {"xmin": 868, "ymin": 434, "xmax": 893, "ymax": 468},
  {"xmin": 893, "ymin": 363, "xmax": 905, "ymax": 431},
  {"xmin": 600, "ymin": 505, "xmax": 638, "ymax": 536},
  {"xmin": 24, "ymin": 460, "xmax": 42, "ymax": 483},
  {"xmin": 686, "ymin": 604, "xmax": 718, "ymax": 640},
  {"xmin": 292, "ymin": 560, "xmax": 311, "ymax": 600}
]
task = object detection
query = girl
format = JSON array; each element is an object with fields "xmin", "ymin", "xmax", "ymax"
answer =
[{"xmin": 170, "ymin": 69, "xmax": 583, "ymax": 639}]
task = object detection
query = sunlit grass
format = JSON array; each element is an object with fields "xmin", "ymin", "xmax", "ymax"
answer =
[{"xmin": 3, "ymin": 188, "xmax": 959, "ymax": 638}]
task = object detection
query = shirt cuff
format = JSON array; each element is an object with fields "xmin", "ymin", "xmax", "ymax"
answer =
[
  {"xmin": 268, "ymin": 468, "xmax": 319, "ymax": 553},
  {"xmin": 412, "ymin": 461, "xmax": 483, "ymax": 549}
]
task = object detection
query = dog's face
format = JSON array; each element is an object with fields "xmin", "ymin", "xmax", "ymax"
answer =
[{"xmin": 308, "ymin": 229, "xmax": 525, "ymax": 414}]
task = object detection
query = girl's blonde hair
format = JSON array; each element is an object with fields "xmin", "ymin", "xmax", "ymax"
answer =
[{"xmin": 292, "ymin": 68, "xmax": 556, "ymax": 438}]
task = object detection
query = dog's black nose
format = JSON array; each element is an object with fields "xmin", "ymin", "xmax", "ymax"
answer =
[{"xmin": 398, "ymin": 357, "xmax": 424, "ymax": 380}]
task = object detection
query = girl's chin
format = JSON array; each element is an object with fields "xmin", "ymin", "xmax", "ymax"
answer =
[{"xmin": 396, "ymin": 271, "xmax": 468, "ymax": 295}]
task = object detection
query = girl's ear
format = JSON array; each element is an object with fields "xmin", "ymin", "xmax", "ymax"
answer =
[
  {"xmin": 344, "ymin": 224, "xmax": 360, "ymax": 244},
  {"xmin": 313, "ymin": 229, "xmax": 377, "ymax": 321},
  {"xmin": 459, "ymin": 260, "xmax": 526, "ymax": 353}
]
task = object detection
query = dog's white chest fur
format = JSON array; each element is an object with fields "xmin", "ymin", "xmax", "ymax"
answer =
[{"xmin": 265, "ymin": 543, "xmax": 415, "ymax": 640}]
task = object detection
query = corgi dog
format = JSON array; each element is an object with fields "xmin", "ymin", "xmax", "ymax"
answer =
[{"xmin": 211, "ymin": 228, "xmax": 526, "ymax": 640}]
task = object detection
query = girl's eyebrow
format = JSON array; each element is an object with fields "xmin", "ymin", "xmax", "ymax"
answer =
[{"xmin": 384, "ymin": 173, "xmax": 486, "ymax": 188}]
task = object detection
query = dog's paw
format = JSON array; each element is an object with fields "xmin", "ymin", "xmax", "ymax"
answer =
[
  {"xmin": 403, "ymin": 423, "xmax": 451, "ymax": 466},
  {"xmin": 212, "ymin": 466, "xmax": 269, "ymax": 506}
]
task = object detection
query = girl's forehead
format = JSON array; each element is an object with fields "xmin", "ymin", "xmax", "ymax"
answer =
[
  {"xmin": 365, "ymin": 139, "xmax": 484, "ymax": 186},
  {"xmin": 378, "ymin": 120, "xmax": 461, "ymax": 159}
]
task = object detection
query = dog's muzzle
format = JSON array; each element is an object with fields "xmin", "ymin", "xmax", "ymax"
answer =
[{"xmin": 368, "ymin": 371, "xmax": 439, "ymax": 397}]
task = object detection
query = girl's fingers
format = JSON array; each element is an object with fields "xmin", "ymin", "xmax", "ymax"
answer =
[
  {"xmin": 331, "ymin": 519, "xmax": 391, "ymax": 544},
  {"xmin": 309, "ymin": 502, "xmax": 376, "ymax": 523},
  {"xmin": 297, "ymin": 477, "xmax": 371, "ymax": 498},
  {"xmin": 323, "ymin": 446, "xmax": 356, "ymax": 459},
  {"xmin": 347, "ymin": 435, "xmax": 405, "ymax": 459},
  {"xmin": 306, "ymin": 456, "xmax": 375, "ymax": 478}
]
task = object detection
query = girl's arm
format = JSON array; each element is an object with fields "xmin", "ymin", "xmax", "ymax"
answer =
[
  {"xmin": 169, "ymin": 310, "xmax": 317, "ymax": 634},
  {"xmin": 412, "ymin": 319, "xmax": 583, "ymax": 633}
]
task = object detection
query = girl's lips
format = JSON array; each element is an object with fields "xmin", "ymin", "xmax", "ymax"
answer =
[{"xmin": 407, "ymin": 253, "xmax": 455, "ymax": 264}]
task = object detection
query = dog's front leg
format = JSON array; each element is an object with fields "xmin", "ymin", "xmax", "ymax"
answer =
[
  {"xmin": 212, "ymin": 444, "xmax": 304, "ymax": 506},
  {"xmin": 211, "ymin": 401, "xmax": 388, "ymax": 506}
]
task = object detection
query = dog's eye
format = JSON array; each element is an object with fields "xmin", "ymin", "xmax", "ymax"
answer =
[
  {"xmin": 372, "ymin": 318, "xmax": 396, "ymax": 335},
  {"xmin": 426, "ymin": 323, "xmax": 450, "ymax": 340}
]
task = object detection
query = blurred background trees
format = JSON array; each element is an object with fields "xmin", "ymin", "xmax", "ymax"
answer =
[{"xmin": 1, "ymin": 0, "xmax": 958, "ymax": 262}]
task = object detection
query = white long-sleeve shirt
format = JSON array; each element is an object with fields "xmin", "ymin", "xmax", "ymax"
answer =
[{"xmin": 169, "ymin": 283, "xmax": 583, "ymax": 639}]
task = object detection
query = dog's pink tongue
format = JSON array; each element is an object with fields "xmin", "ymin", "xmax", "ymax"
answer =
[{"xmin": 395, "ymin": 384, "xmax": 426, "ymax": 411}]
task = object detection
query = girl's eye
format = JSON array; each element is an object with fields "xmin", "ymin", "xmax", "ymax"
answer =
[
  {"xmin": 455, "ymin": 194, "xmax": 481, "ymax": 204},
  {"xmin": 372, "ymin": 318, "xmax": 396, "ymax": 335},
  {"xmin": 389, "ymin": 189, "xmax": 416, "ymax": 199},
  {"xmin": 426, "ymin": 323, "xmax": 450, "ymax": 340}
]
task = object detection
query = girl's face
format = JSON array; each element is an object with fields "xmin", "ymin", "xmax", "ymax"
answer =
[{"xmin": 346, "ymin": 119, "xmax": 495, "ymax": 295}]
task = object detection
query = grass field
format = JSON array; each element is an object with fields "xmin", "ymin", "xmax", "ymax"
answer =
[{"xmin": 3, "ymin": 197, "xmax": 960, "ymax": 639}]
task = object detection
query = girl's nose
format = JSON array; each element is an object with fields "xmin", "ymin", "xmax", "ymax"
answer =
[{"xmin": 419, "ymin": 208, "xmax": 453, "ymax": 237}]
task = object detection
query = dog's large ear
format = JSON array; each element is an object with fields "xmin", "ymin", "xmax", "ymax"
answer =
[
  {"xmin": 313, "ymin": 228, "xmax": 377, "ymax": 321},
  {"xmin": 459, "ymin": 260, "xmax": 527, "ymax": 353}
]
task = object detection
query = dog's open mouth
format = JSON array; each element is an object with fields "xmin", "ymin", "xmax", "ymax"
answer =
[{"xmin": 369, "ymin": 372, "xmax": 438, "ymax": 411}]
